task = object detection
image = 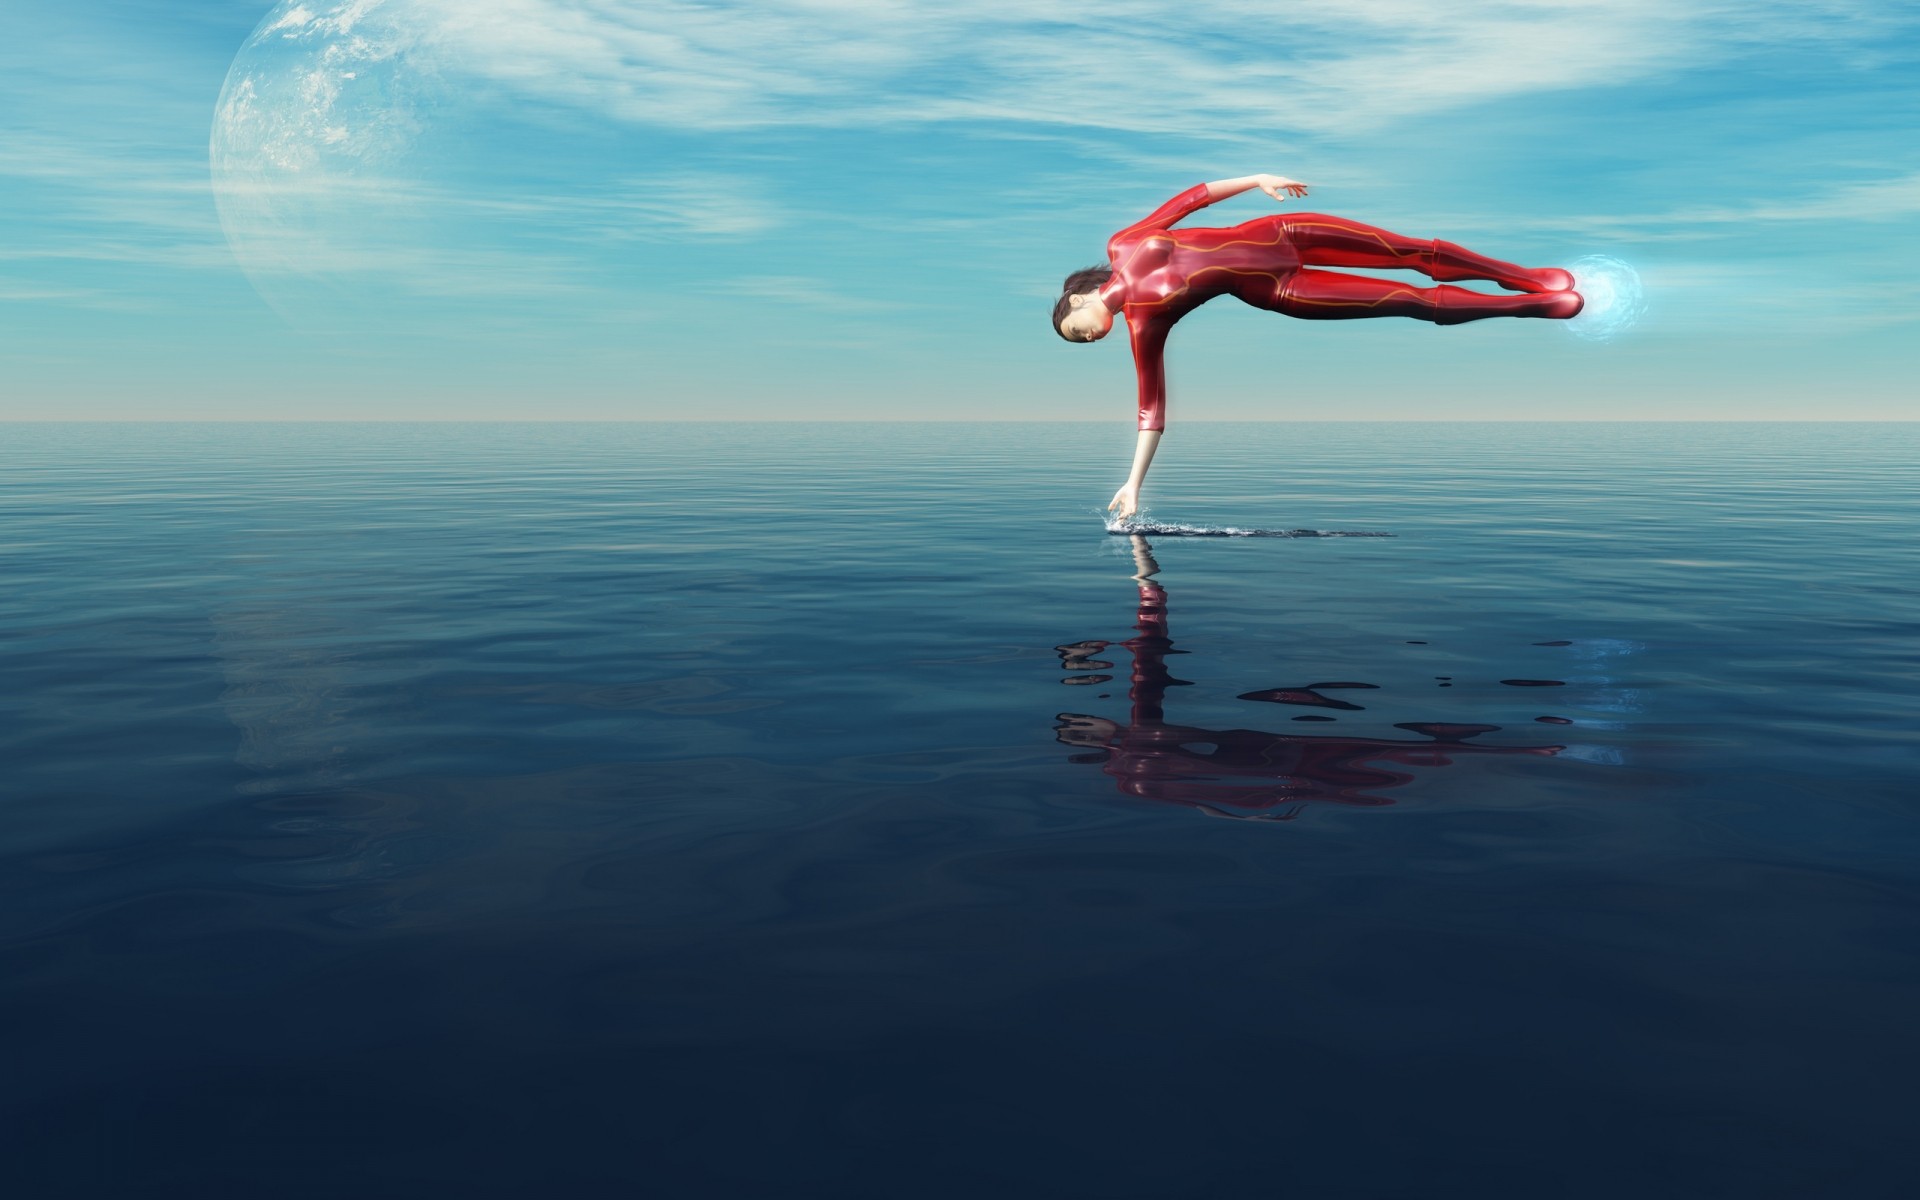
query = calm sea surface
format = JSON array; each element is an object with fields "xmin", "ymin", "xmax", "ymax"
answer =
[{"xmin": 4, "ymin": 422, "xmax": 1918, "ymax": 1197}]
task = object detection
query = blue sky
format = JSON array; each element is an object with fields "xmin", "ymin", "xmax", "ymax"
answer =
[{"xmin": 3, "ymin": 1, "xmax": 1916, "ymax": 420}]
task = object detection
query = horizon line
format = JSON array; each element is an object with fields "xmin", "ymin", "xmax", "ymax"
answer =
[{"xmin": 6, "ymin": 418, "xmax": 1919, "ymax": 425}]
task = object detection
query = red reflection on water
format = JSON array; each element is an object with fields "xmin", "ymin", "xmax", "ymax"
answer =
[{"xmin": 1055, "ymin": 539, "xmax": 1563, "ymax": 821}]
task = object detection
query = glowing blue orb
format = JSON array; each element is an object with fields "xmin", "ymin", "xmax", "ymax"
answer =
[{"xmin": 1564, "ymin": 255, "xmax": 1645, "ymax": 342}]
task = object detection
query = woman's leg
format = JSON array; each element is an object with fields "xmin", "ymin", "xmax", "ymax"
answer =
[
  {"xmin": 1277, "ymin": 214, "xmax": 1573, "ymax": 294},
  {"xmin": 1274, "ymin": 269, "xmax": 1582, "ymax": 324}
]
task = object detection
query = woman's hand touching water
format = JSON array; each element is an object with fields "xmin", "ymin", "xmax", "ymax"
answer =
[{"xmin": 1109, "ymin": 430, "xmax": 1161, "ymax": 522}]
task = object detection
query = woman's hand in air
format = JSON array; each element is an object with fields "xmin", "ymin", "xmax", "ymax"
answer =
[
  {"xmin": 1257, "ymin": 175, "xmax": 1309, "ymax": 201},
  {"xmin": 1108, "ymin": 483, "xmax": 1141, "ymax": 520}
]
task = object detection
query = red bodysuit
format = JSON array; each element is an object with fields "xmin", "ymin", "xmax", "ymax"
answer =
[{"xmin": 1098, "ymin": 185, "xmax": 1579, "ymax": 431}]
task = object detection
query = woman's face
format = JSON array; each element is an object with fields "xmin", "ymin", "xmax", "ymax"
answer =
[{"xmin": 1058, "ymin": 293, "xmax": 1115, "ymax": 342}]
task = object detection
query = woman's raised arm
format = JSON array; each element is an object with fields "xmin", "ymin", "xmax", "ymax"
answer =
[{"xmin": 1204, "ymin": 173, "xmax": 1309, "ymax": 202}]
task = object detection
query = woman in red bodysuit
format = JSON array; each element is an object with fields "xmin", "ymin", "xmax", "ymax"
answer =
[{"xmin": 1055, "ymin": 174, "xmax": 1584, "ymax": 518}]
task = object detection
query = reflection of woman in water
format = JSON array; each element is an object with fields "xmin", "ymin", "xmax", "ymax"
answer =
[
  {"xmin": 1054, "ymin": 538, "xmax": 1563, "ymax": 820},
  {"xmin": 1054, "ymin": 174, "xmax": 1583, "ymax": 518}
]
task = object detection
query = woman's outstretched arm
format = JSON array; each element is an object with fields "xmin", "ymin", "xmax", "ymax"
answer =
[
  {"xmin": 1110, "ymin": 174, "xmax": 1309, "ymax": 244},
  {"xmin": 1205, "ymin": 173, "xmax": 1309, "ymax": 203},
  {"xmin": 1108, "ymin": 430, "xmax": 1161, "ymax": 520}
]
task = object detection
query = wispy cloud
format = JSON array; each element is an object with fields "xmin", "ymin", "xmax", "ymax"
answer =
[
  {"xmin": 0, "ymin": 283, "xmax": 104, "ymax": 303},
  {"xmin": 704, "ymin": 275, "xmax": 882, "ymax": 313},
  {"xmin": 1641, "ymin": 172, "xmax": 1920, "ymax": 227},
  {"xmin": 1632, "ymin": 259, "xmax": 1920, "ymax": 334},
  {"xmin": 453, "ymin": 176, "xmax": 782, "ymax": 240},
  {"xmin": 375, "ymin": 0, "xmax": 1908, "ymax": 138},
  {"xmin": 0, "ymin": 134, "xmax": 236, "ymax": 288},
  {"xmin": 1436, "ymin": 171, "xmax": 1920, "ymax": 242}
]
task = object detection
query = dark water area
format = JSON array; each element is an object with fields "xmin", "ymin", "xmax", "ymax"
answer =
[{"xmin": 4, "ymin": 421, "xmax": 1919, "ymax": 1198}]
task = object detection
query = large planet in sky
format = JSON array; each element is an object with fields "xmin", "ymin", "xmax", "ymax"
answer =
[
  {"xmin": 208, "ymin": 0, "xmax": 686, "ymax": 336},
  {"xmin": 211, "ymin": 1, "xmax": 444, "ymax": 326}
]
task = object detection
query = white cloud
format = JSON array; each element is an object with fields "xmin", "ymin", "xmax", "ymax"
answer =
[
  {"xmin": 0, "ymin": 283, "xmax": 101, "ymax": 303},
  {"xmin": 1659, "ymin": 172, "xmax": 1920, "ymax": 225},
  {"xmin": 705, "ymin": 275, "xmax": 882, "ymax": 312},
  {"xmin": 453, "ymin": 174, "xmax": 782, "ymax": 239},
  {"xmin": 265, "ymin": 6, "xmax": 317, "ymax": 34},
  {"xmin": 345, "ymin": 0, "xmax": 1907, "ymax": 138},
  {"xmin": 1459, "ymin": 171, "xmax": 1920, "ymax": 241}
]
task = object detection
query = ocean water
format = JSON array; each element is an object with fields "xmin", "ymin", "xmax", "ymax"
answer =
[{"xmin": 4, "ymin": 421, "xmax": 1918, "ymax": 1198}]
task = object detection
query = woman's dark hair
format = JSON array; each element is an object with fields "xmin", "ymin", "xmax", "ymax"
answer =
[{"xmin": 1052, "ymin": 264, "xmax": 1115, "ymax": 339}]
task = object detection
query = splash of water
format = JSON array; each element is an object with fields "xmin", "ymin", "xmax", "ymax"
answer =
[
  {"xmin": 1106, "ymin": 519, "xmax": 1392, "ymax": 538},
  {"xmin": 1565, "ymin": 254, "xmax": 1646, "ymax": 342}
]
